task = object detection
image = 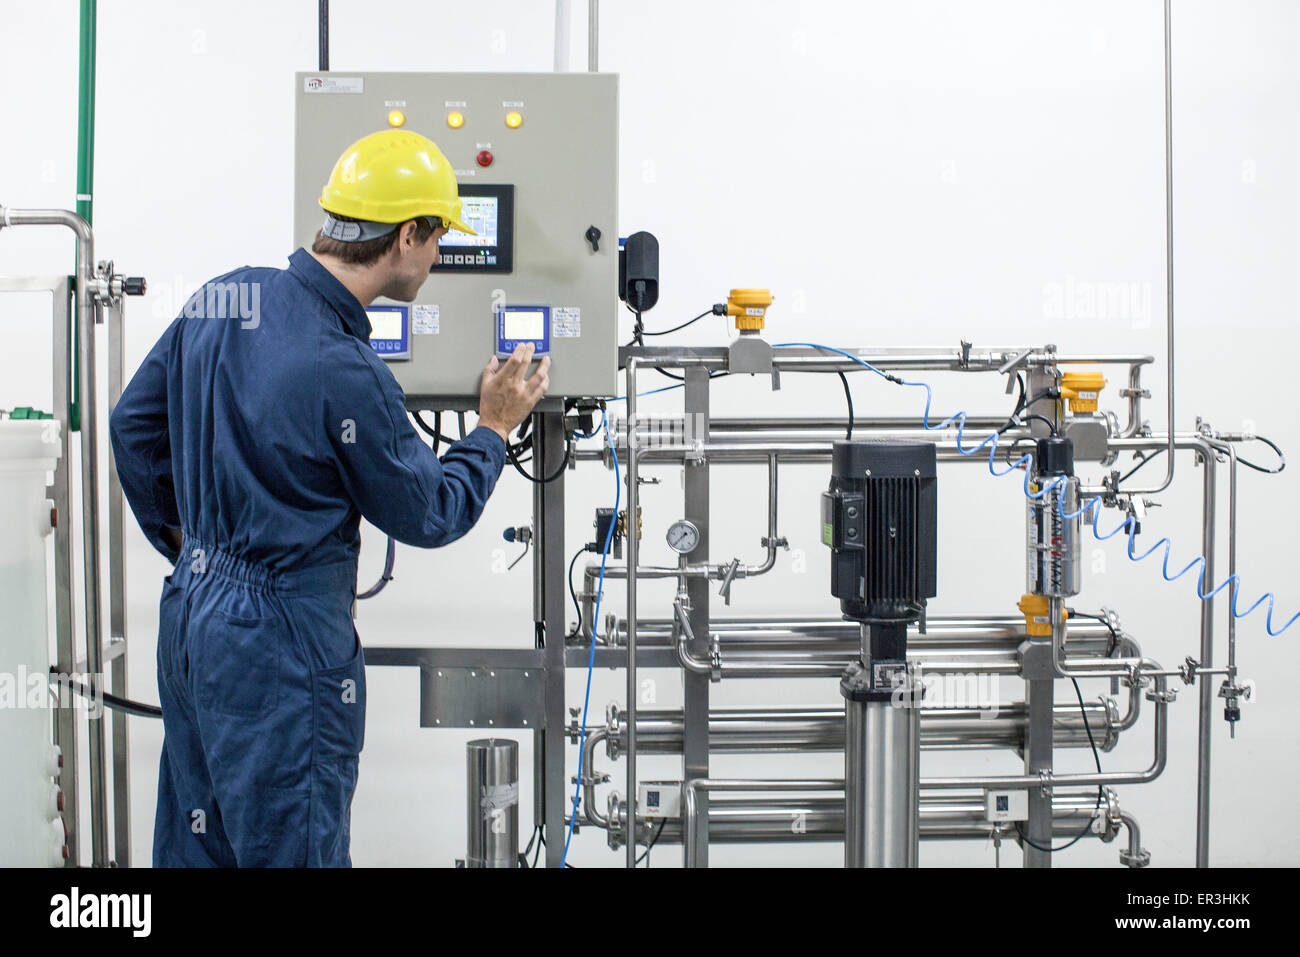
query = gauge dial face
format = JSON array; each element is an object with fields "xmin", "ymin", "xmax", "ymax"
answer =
[{"xmin": 666, "ymin": 519, "xmax": 700, "ymax": 554}]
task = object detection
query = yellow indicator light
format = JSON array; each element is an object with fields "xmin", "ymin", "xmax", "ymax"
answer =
[
  {"xmin": 505, "ymin": 110, "xmax": 523, "ymax": 129},
  {"xmin": 387, "ymin": 109, "xmax": 406, "ymax": 128},
  {"xmin": 446, "ymin": 110, "xmax": 465, "ymax": 129}
]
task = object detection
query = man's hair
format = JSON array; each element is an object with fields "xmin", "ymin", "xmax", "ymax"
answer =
[{"xmin": 312, "ymin": 214, "xmax": 438, "ymax": 267}]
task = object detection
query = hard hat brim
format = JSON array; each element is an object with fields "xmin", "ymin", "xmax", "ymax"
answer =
[{"xmin": 445, "ymin": 216, "xmax": 477, "ymax": 237}]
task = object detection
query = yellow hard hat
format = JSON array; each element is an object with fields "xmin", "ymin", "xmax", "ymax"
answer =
[{"xmin": 318, "ymin": 129, "xmax": 476, "ymax": 235}]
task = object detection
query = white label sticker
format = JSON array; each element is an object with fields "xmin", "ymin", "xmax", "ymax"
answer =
[
  {"xmin": 480, "ymin": 782, "xmax": 519, "ymax": 814},
  {"xmin": 413, "ymin": 304, "xmax": 440, "ymax": 334},
  {"xmin": 303, "ymin": 76, "xmax": 364, "ymax": 94},
  {"xmin": 384, "ymin": 99, "xmax": 406, "ymax": 107},
  {"xmin": 553, "ymin": 307, "xmax": 581, "ymax": 338}
]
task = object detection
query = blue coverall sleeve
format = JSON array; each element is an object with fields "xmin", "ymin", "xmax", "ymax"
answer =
[
  {"xmin": 109, "ymin": 319, "xmax": 182, "ymax": 563},
  {"xmin": 324, "ymin": 340, "xmax": 507, "ymax": 548}
]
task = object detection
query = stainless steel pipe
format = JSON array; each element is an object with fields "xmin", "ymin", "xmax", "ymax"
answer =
[
  {"xmin": 678, "ymin": 781, "xmax": 1115, "ymax": 864},
  {"xmin": 629, "ymin": 792, "xmax": 1113, "ymax": 846},
  {"xmin": 844, "ymin": 696, "xmax": 920, "ymax": 867},
  {"xmin": 605, "ymin": 703, "xmax": 1118, "ymax": 755}
]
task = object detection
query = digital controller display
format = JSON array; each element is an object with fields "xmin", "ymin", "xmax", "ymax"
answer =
[
  {"xmin": 431, "ymin": 183, "xmax": 514, "ymax": 274},
  {"xmin": 367, "ymin": 305, "xmax": 410, "ymax": 360},
  {"xmin": 496, "ymin": 304, "xmax": 550, "ymax": 357}
]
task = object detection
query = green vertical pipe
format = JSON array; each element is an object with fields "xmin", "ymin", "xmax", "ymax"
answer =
[{"xmin": 71, "ymin": 0, "xmax": 96, "ymax": 431}]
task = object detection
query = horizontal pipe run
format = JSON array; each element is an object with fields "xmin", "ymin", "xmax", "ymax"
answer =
[
  {"xmin": 678, "ymin": 778, "xmax": 1114, "ymax": 863},
  {"xmin": 708, "ymin": 416, "xmax": 1009, "ymax": 432},
  {"xmin": 577, "ymin": 430, "xmax": 1213, "ymax": 468},
  {"xmin": 633, "ymin": 793, "xmax": 1110, "ymax": 846},
  {"xmin": 620, "ymin": 345, "xmax": 1154, "ymax": 374},
  {"xmin": 607, "ymin": 616, "xmax": 1115, "ymax": 655},
  {"xmin": 608, "ymin": 702, "xmax": 1118, "ymax": 755}
]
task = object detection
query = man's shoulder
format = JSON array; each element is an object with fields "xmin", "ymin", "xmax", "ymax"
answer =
[
  {"xmin": 176, "ymin": 259, "xmax": 324, "ymax": 326},
  {"xmin": 199, "ymin": 262, "xmax": 284, "ymax": 288}
]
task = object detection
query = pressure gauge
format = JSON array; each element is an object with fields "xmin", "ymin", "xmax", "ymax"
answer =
[{"xmin": 666, "ymin": 519, "xmax": 700, "ymax": 555}]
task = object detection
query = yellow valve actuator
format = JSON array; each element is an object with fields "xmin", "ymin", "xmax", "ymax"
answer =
[
  {"xmin": 1059, "ymin": 370, "xmax": 1107, "ymax": 414},
  {"xmin": 726, "ymin": 289, "xmax": 773, "ymax": 332},
  {"xmin": 1017, "ymin": 593, "xmax": 1068, "ymax": 638}
]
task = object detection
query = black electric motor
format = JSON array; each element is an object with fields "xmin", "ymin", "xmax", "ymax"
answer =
[{"xmin": 823, "ymin": 441, "xmax": 937, "ymax": 685}]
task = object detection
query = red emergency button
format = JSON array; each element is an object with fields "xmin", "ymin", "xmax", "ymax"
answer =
[{"xmin": 476, "ymin": 149, "xmax": 494, "ymax": 167}]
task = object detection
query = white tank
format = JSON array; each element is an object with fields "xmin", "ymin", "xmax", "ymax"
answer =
[{"xmin": 0, "ymin": 419, "xmax": 64, "ymax": 866}]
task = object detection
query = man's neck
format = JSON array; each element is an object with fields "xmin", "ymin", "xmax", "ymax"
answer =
[{"xmin": 308, "ymin": 250, "xmax": 385, "ymax": 307}]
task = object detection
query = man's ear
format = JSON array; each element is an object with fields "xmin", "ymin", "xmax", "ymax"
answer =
[{"xmin": 398, "ymin": 219, "xmax": 421, "ymax": 251}]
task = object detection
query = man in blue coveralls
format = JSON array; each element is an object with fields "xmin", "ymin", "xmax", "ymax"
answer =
[{"xmin": 110, "ymin": 130, "xmax": 549, "ymax": 866}]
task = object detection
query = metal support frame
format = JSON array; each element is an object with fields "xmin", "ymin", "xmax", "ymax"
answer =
[
  {"xmin": 534, "ymin": 410, "xmax": 569, "ymax": 867},
  {"xmin": 1195, "ymin": 446, "xmax": 1216, "ymax": 866},
  {"xmin": 682, "ymin": 366, "xmax": 711, "ymax": 866},
  {"xmin": 371, "ymin": 341, "xmax": 1233, "ymax": 868},
  {"xmin": 105, "ymin": 296, "xmax": 131, "ymax": 867},
  {"xmin": 0, "ymin": 268, "xmax": 130, "ymax": 868},
  {"xmin": 1022, "ymin": 639, "xmax": 1056, "ymax": 868}
]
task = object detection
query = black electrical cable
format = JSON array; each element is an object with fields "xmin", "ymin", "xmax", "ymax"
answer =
[
  {"xmin": 567, "ymin": 546, "xmax": 591, "ymax": 636},
  {"xmin": 627, "ymin": 306, "xmax": 644, "ymax": 348},
  {"xmin": 1233, "ymin": 433, "xmax": 1286, "ymax": 474},
  {"xmin": 837, "ymin": 371, "xmax": 854, "ymax": 439},
  {"xmin": 1068, "ymin": 609, "xmax": 1121, "ymax": 657},
  {"xmin": 356, "ymin": 535, "xmax": 396, "ymax": 599},
  {"xmin": 413, "ymin": 411, "xmax": 458, "ymax": 449},
  {"xmin": 508, "ymin": 435, "xmax": 571, "ymax": 484},
  {"xmin": 1115, "ymin": 447, "xmax": 1167, "ymax": 486},
  {"xmin": 996, "ymin": 374, "xmax": 1028, "ymax": 435},
  {"xmin": 636, "ymin": 819, "xmax": 667, "ymax": 866},
  {"xmin": 414, "ymin": 410, "xmax": 439, "ymax": 451},
  {"xmin": 1020, "ymin": 414, "xmax": 1059, "ymax": 437},
  {"xmin": 623, "ymin": 304, "xmax": 731, "ymax": 383},
  {"xmin": 1000, "ymin": 436, "xmax": 1031, "ymax": 469},
  {"xmin": 55, "ymin": 677, "xmax": 162, "ymax": 719},
  {"xmin": 637, "ymin": 309, "xmax": 713, "ymax": 337},
  {"xmin": 1014, "ymin": 677, "xmax": 1104, "ymax": 854},
  {"xmin": 519, "ymin": 824, "xmax": 541, "ymax": 867},
  {"xmin": 317, "ymin": 0, "xmax": 329, "ymax": 71},
  {"xmin": 1118, "ymin": 434, "xmax": 1283, "ymax": 487}
]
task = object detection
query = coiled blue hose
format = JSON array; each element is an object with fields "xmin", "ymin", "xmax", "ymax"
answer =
[{"xmin": 775, "ymin": 342, "xmax": 1298, "ymax": 636}]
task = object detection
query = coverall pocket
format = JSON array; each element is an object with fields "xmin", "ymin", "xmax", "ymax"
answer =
[
  {"xmin": 193, "ymin": 610, "xmax": 282, "ymax": 719},
  {"xmin": 156, "ymin": 576, "xmax": 188, "ymax": 690},
  {"xmin": 312, "ymin": 633, "xmax": 366, "ymax": 762}
]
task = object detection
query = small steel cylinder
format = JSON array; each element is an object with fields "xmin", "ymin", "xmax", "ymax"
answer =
[{"xmin": 466, "ymin": 738, "xmax": 519, "ymax": 868}]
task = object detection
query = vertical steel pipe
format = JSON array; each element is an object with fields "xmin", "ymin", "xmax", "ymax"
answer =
[
  {"xmin": 1195, "ymin": 446, "xmax": 1216, "ymax": 866},
  {"xmin": 624, "ymin": 357, "xmax": 638, "ymax": 867},
  {"xmin": 844, "ymin": 698, "xmax": 920, "ymax": 867},
  {"xmin": 0, "ymin": 207, "xmax": 108, "ymax": 866}
]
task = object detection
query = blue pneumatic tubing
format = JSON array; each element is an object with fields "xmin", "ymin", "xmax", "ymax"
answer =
[
  {"xmin": 774, "ymin": 342, "xmax": 1298, "ymax": 637},
  {"xmin": 562, "ymin": 410, "xmax": 619, "ymax": 866}
]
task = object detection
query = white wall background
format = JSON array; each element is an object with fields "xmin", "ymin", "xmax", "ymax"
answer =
[{"xmin": 2, "ymin": 0, "xmax": 1297, "ymax": 867}]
